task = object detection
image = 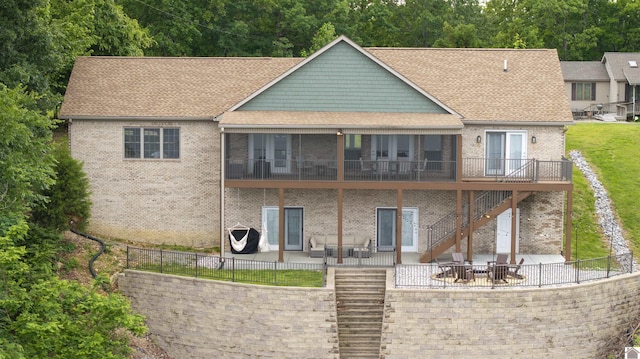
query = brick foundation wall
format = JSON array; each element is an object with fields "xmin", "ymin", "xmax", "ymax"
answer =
[{"xmin": 119, "ymin": 270, "xmax": 640, "ymax": 358}]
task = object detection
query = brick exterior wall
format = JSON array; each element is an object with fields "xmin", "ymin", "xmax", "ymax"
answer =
[
  {"xmin": 69, "ymin": 120, "xmax": 220, "ymax": 247},
  {"xmin": 119, "ymin": 270, "xmax": 640, "ymax": 358},
  {"xmin": 225, "ymin": 188, "xmax": 563, "ymax": 255}
]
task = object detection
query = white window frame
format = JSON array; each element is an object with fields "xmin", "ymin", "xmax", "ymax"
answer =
[{"xmin": 124, "ymin": 127, "xmax": 180, "ymax": 159}]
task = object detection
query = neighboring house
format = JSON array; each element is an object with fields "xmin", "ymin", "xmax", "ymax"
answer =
[
  {"xmin": 561, "ymin": 52, "xmax": 640, "ymax": 121},
  {"xmin": 59, "ymin": 36, "xmax": 574, "ymax": 264}
]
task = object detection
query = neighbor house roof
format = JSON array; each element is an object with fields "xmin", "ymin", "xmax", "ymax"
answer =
[
  {"xmin": 602, "ymin": 52, "xmax": 640, "ymax": 84},
  {"xmin": 60, "ymin": 38, "xmax": 572, "ymax": 124},
  {"xmin": 560, "ymin": 61, "xmax": 609, "ymax": 82}
]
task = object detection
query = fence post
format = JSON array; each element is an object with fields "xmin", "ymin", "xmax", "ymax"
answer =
[
  {"xmin": 126, "ymin": 246, "xmax": 129, "ymax": 269},
  {"xmin": 538, "ymin": 263, "xmax": 542, "ymax": 288},
  {"xmin": 606, "ymin": 255, "xmax": 611, "ymax": 278},
  {"xmin": 575, "ymin": 259, "xmax": 580, "ymax": 284},
  {"xmin": 273, "ymin": 261, "xmax": 277, "ymax": 285},
  {"xmin": 231, "ymin": 257, "xmax": 235, "ymax": 282},
  {"xmin": 631, "ymin": 251, "xmax": 634, "ymax": 273},
  {"xmin": 195, "ymin": 253, "xmax": 198, "ymax": 278},
  {"xmin": 160, "ymin": 249, "xmax": 163, "ymax": 273}
]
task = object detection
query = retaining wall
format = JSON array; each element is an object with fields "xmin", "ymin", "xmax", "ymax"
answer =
[{"xmin": 119, "ymin": 269, "xmax": 640, "ymax": 358}]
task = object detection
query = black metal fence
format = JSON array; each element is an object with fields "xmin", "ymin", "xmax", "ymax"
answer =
[
  {"xmin": 126, "ymin": 247, "xmax": 326, "ymax": 287},
  {"xmin": 126, "ymin": 247, "xmax": 635, "ymax": 289},
  {"xmin": 395, "ymin": 253, "xmax": 634, "ymax": 289}
]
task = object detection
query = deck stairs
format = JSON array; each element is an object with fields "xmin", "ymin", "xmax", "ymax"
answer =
[
  {"xmin": 420, "ymin": 190, "xmax": 533, "ymax": 263},
  {"xmin": 335, "ymin": 268, "xmax": 386, "ymax": 359}
]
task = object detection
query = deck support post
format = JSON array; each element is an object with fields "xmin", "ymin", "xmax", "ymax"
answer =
[
  {"xmin": 278, "ymin": 188, "xmax": 284, "ymax": 263},
  {"xmin": 511, "ymin": 190, "xmax": 518, "ymax": 264},
  {"xmin": 396, "ymin": 189, "xmax": 403, "ymax": 265},
  {"xmin": 565, "ymin": 188, "xmax": 573, "ymax": 262},
  {"xmin": 455, "ymin": 189, "xmax": 462, "ymax": 252},
  {"xmin": 468, "ymin": 191, "xmax": 474, "ymax": 263}
]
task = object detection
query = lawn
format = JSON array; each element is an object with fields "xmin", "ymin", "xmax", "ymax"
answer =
[{"xmin": 566, "ymin": 122, "xmax": 640, "ymax": 258}]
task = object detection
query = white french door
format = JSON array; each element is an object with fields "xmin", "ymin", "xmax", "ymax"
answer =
[
  {"xmin": 485, "ymin": 131, "xmax": 527, "ymax": 176},
  {"xmin": 376, "ymin": 208, "xmax": 418, "ymax": 252},
  {"xmin": 496, "ymin": 208, "xmax": 520, "ymax": 254},
  {"xmin": 371, "ymin": 135, "xmax": 414, "ymax": 161},
  {"xmin": 250, "ymin": 134, "xmax": 292, "ymax": 174},
  {"xmin": 262, "ymin": 207, "xmax": 304, "ymax": 251}
]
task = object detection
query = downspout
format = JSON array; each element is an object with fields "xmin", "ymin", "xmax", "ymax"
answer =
[{"xmin": 633, "ymin": 85, "xmax": 636, "ymax": 120}]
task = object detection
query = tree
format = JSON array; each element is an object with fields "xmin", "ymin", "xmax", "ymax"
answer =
[
  {"xmin": 301, "ymin": 23, "xmax": 339, "ymax": 56},
  {"xmin": 433, "ymin": 22, "xmax": 480, "ymax": 48},
  {"xmin": 0, "ymin": 84, "xmax": 56, "ymax": 217},
  {"xmin": 0, "ymin": 85, "xmax": 146, "ymax": 358},
  {"xmin": 31, "ymin": 143, "xmax": 92, "ymax": 232}
]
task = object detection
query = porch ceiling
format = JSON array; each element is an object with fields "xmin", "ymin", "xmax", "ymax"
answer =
[{"xmin": 218, "ymin": 111, "xmax": 463, "ymax": 134}]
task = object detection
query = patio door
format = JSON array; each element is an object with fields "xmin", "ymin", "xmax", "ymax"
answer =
[
  {"xmin": 496, "ymin": 208, "xmax": 519, "ymax": 253},
  {"xmin": 485, "ymin": 131, "xmax": 527, "ymax": 176},
  {"xmin": 250, "ymin": 134, "xmax": 292, "ymax": 174},
  {"xmin": 262, "ymin": 207, "xmax": 304, "ymax": 251},
  {"xmin": 372, "ymin": 135, "xmax": 414, "ymax": 161},
  {"xmin": 376, "ymin": 208, "xmax": 418, "ymax": 252}
]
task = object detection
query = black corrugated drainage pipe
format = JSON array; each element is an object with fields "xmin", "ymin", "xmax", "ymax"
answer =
[{"xmin": 69, "ymin": 227, "xmax": 108, "ymax": 292}]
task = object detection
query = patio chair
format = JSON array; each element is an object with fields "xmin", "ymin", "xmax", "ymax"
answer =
[
  {"xmin": 359, "ymin": 157, "xmax": 374, "ymax": 177},
  {"xmin": 507, "ymin": 258, "xmax": 525, "ymax": 279},
  {"xmin": 435, "ymin": 252, "xmax": 467, "ymax": 279},
  {"xmin": 296, "ymin": 155, "xmax": 313, "ymax": 175},
  {"xmin": 328, "ymin": 157, "xmax": 338, "ymax": 175},
  {"xmin": 487, "ymin": 253, "xmax": 509, "ymax": 283},
  {"xmin": 413, "ymin": 158, "xmax": 428, "ymax": 179}
]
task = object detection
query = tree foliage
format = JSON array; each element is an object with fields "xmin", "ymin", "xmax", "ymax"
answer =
[{"xmin": 31, "ymin": 143, "xmax": 92, "ymax": 232}]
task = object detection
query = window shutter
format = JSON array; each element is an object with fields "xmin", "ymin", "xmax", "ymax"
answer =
[
  {"xmin": 571, "ymin": 83, "xmax": 576, "ymax": 101},
  {"xmin": 591, "ymin": 83, "xmax": 596, "ymax": 101}
]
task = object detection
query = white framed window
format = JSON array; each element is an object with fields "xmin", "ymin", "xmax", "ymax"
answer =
[{"xmin": 124, "ymin": 127, "xmax": 180, "ymax": 159}]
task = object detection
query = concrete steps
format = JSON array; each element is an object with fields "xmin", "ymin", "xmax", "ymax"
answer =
[{"xmin": 335, "ymin": 268, "xmax": 386, "ymax": 359}]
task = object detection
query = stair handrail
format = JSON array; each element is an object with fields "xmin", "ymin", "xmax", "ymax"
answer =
[{"xmin": 426, "ymin": 189, "xmax": 513, "ymax": 254}]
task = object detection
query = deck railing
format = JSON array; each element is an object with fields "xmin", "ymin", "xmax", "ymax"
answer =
[{"xmin": 225, "ymin": 158, "xmax": 572, "ymax": 183}]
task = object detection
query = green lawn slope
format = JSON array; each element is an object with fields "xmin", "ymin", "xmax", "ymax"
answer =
[{"xmin": 566, "ymin": 122, "xmax": 640, "ymax": 258}]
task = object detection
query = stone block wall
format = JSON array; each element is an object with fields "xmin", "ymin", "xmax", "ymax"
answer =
[
  {"xmin": 118, "ymin": 270, "xmax": 339, "ymax": 359},
  {"xmin": 120, "ymin": 270, "xmax": 640, "ymax": 358},
  {"xmin": 382, "ymin": 273, "xmax": 640, "ymax": 358}
]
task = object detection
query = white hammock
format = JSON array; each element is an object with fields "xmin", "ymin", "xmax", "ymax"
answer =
[
  {"xmin": 228, "ymin": 225, "xmax": 249, "ymax": 252},
  {"xmin": 258, "ymin": 221, "xmax": 270, "ymax": 252}
]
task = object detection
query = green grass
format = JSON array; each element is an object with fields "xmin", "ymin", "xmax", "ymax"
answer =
[
  {"xmin": 130, "ymin": 262, "xmax": 325, "ymax": 287},
  {"xmin": 566, "ymin": 122, "xmax": 640, "ymax": 258}
]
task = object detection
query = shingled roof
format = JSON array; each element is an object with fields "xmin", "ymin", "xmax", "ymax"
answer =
[
  {"xmin": 602, "ymin": 52, "xmax": 640, "ymax": 83},
  {"xmin": 60, "ymin": 38, "xmax": 572, "ymax": 124},
  {"xmin": 560, "ymin": 61, "xmax": 609, "ymax": 82}
]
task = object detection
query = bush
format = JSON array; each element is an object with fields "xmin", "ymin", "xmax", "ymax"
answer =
[{"xmin": 30, "ymin": 143, "xmax": 91, "ymax": 232}]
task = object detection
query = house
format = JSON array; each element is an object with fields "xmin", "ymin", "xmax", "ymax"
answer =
[
  {"xmin": 561, "ymin": 52, "xmax": 640, "ymax": 121},
  {"xmin": 59, "ymin": 36, "xmax": 574, "ymax": 264}
]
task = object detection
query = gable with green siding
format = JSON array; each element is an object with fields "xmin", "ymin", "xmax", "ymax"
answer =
[{"xmin": 238, "ymin": 41, "xmax": 448, "ymax": 114}]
